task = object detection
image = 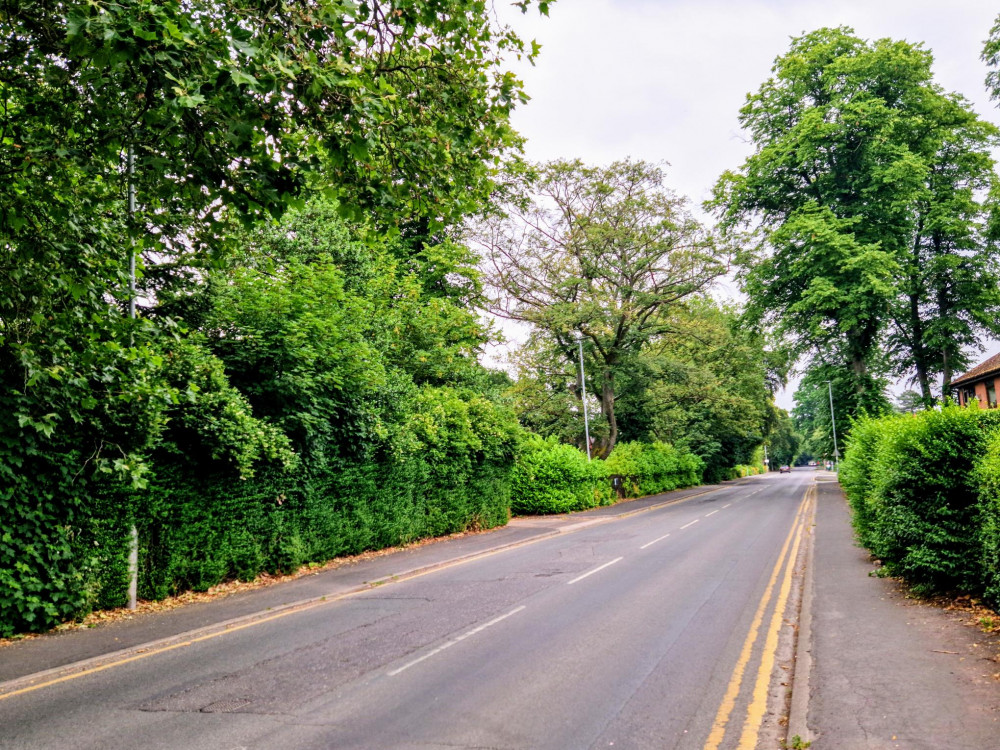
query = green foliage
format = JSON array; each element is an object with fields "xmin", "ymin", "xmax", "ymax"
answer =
[
  {"xmin": 475, "ymin": 159, "xmax": 726, "ymax": 455},
  {"xmin": 977, "ymin": 429, "xmax": 1000, "ymax": 608},
  {"xmin": 718, "ymin": 25, "xmax": 1000, "ymax": 408},
  {"xmin": 793, "ymin": 361, "xmax": 891, "ymax": 463},
  {"xmin": 605, "ymin": 441, "xmax": 703, "ymax": 497},
  {"xmin": 510, "ymin": 436, "xmax": 611, "ymax": 515},
  {"xmin": 615, "ymin": 302, "xmax": 775, "ymax": 483},
  {"xmin": 72, "ymin": 385, "xmax": 521, "ymax": 606},
  {"xmin": 0, "ymin": 0, "xmax": 548, "ymax": 636},
  {"xmin": 841, "ymin": 406, "xmax": 1000, "ymax": 596}
]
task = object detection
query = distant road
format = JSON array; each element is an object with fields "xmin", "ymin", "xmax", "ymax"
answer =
[{"xmin": 1, "ymin": 470, "xmax": 814, "ymax": 749}]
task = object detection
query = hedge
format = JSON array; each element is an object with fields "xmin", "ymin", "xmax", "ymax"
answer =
[
  {"xmin": 80, "ymin": 453, "xmax": 514, "ymax": 609},
  {"xmin": 509, "ymin": 438, "xmax": 704, "ymax": 516},
  {"xmin": 3, "ymin": 429, "xmax": 704, "ymax": 634},
  {"xmin": 1, "ymin": 386, "xmax": 519, "ymax": 637},
  {"xmin": 840, "ymin": 405, "xmax": 1000, "ymax": 598},
  {"xmin": 510, "ymin": 435, "xmax": 612, "ymax": 514},
  {"xmin": 604, "ymin": 441, "xmax": 703, "ymax": 497}
]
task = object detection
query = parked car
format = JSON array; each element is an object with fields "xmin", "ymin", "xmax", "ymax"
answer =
[{"xmin": 779, "ymin": 465, "xmax": 791, "ymax": 473}]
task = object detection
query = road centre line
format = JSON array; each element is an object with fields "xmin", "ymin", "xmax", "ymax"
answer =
[
  {"xmin": 703, "ymin": 487, "xmax": 811, "ymax": 750},
  {"xmin": 639, "ymin": 533, "xmax": 670, "ymax": 550},
  {"xmin": 567, "ymin": 557, "xmax": 624, "ymax": 585},
  {"xmin": 680, "ymin": 519, "xmax": 699, "ymax": 530},
  {"xmin": 705, "ymin": 510, "xmax": 719, "ymax": 517},
  {"xmin": 722, "ymin": 504, "xmax": 732, "ymax": 509},
  {"xmin": 387, "ymin": 606, "xmax": 527, "ymax": 677}
]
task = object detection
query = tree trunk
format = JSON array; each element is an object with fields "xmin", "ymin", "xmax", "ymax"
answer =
[
  {"xmin": 941, "ymin": 348, "xmax": 953, "ymax": 399},
  {"xmin": 908, "ymin": 292, "xmax": 933, "ymax": 407},
  {"xmin": 599, "ymin": 374, "xmax": 617, "ymax": 458}
]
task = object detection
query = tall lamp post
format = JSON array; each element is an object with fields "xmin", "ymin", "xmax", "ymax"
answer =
[
  {"xmin": 825, "ymin": 380, "xmax": 840, "ymax": 471},
  {"xmin": 574, "ymin": 332, "xmax": 592, "ymax": 461}
]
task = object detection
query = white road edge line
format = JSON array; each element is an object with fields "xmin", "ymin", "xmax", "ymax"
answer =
[
  {"xmin": 567, "ymin": 557, "xmax": 624, "ymax": 585},
  {"xmin": 640, "ymin": 533, "xmax": 671, "ymax": 550},
  {"xmin": 680, "ymin": 519, "xmax": 699, "ymax": 530},
  {"xmin": 705, "ymin": 510, "xmax": 719, "ymax": 517},
  {"xmin": 388, "ymin": 606, "xmax": 527, "ymax": 676}
]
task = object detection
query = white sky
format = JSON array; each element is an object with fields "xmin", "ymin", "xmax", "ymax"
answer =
[{"xmin": 488, "ymin": 0, "xmax": 1000, "ymax": 410}]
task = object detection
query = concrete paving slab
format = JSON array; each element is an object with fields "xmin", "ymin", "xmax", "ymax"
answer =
[{"xmin": 807, "ymin": 481, "xmax": 1000, "ymax": 749}]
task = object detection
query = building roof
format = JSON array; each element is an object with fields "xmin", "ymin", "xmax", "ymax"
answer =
[{"xmin": 952, "ymin": 351, "xmax": 1000, "ymax": 387}]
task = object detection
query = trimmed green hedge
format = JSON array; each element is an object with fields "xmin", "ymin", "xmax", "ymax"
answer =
[
  {"xmin": 510, "ymin": 438, "xmax": 704, "ymax": 516},
  {"xmin": 840, "ymin": 405, "xmax": 1000, "ymax": 598},
  {"xmin": 976, "ymin": 429, "xmax": 1000, "ymax": 607},
  {"xmin": 87, "ymin": 454, "xmax": 514, "ymax": 605},
  {"xmin": 1, "ymin": 386, "xmax": 519, "ymax": 636},
  {"xmin": 510, "ymin": 435, "xmax": 612, "ymax": 514},
  {"xmin": 604, "ymin": 441, "xmax": 703, "ymax": 497}
]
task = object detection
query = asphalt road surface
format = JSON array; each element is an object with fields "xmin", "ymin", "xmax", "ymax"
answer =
[{"xmin": 0, "ymin": 471, "xmax": 814, "ymax": 749}]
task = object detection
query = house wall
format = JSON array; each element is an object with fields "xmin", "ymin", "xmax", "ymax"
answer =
[
  {"xmin": 976, "ymin": 381, "xmax": 989, "ymax": 407},
  {"xmin": 955, "ymin": 375, "xmax": 999, "ymax": 408}
]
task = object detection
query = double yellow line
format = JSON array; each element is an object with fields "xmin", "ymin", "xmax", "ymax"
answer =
[{"xmin": 703, "ymin": 483, "xmax": 815, "ymax": 750}]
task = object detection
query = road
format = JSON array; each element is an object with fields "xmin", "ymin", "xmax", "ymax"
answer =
[{"xmin": 0, "ymin": 470, "xmax": 814, "ymax": 749}]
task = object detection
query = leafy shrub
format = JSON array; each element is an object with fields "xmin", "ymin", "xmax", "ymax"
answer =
[
  {"xmin": 976, "ymin": 429, "xmax": 1000, "ymax": 609},
  {"xmin": 841, "ymin": 406, "xmax": 1000, "ymax": 595},
  {"xmin": 510, "ymin": 435, "xmax": 611, "ymax": 514},
  {"xmin": 605, "ymin": 441, "xmax": 703, "ymax": 496},
  {"xmin": 839, "ymin": 413, "xmax": 888, "ymax": 547}
]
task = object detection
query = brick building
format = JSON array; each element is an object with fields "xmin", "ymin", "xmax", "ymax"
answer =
[{"xmin": 952, "ymin": 352, "xmax": 1000, "ymax": 408}]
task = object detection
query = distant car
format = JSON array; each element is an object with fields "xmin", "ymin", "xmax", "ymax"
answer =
[{"xmin": 779, "ymin": 465, "xmax": 791, "ymax": 473}]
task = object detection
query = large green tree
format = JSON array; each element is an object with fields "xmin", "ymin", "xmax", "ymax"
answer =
[
  {"xmin": 715, "ymin": 26, "xmax": 1000, "ymax": 408},
  {"xmin": 0, "ymin": 1, "xmax": 546, "ymax": 634},
  {"xmin": 472, "ymin": 159, "xmax": 725, "ymax": 455}
]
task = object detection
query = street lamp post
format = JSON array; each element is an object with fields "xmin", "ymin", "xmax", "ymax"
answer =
[
  {"xmin": 825, "ymin": 380, "xmax": 840, "ymax": 471},
  {"xmin": 574, "ymin": 332, "xmax": 592, "ymax": 461}
]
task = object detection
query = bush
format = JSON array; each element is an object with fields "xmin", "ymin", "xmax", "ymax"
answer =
[
  {"xmin": 57, "ymin": 385, "xmax": 522, "ymax": 612},
  {"xmin": 510, "ymin": 435, "xmax": 611, "ymax": 514},
  {"xmin": 605, "ymin": 441, "xmax": 703, "ymax": 497},
  {"xmin": 839, "ymin": 413, "xmax": 888, "ymax": 548},
  {"xmin": 976, "ymin": 429, "xmax": 1000, "ymax": 608},
  {"xmin": 841, "ymin": 405, "xmax": 1000, "ymax": 595}
]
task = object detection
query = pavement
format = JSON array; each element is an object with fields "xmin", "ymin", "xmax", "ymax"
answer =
[
  {"xmin": 0, "ymin": 480, "xmax": 727, "ymax": 686},
  {"xmin": 800, "ymin": 476, "xmax": 1000, "ymax": 749}
]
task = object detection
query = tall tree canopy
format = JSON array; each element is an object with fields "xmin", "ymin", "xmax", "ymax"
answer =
[
  {"xmin": 0, "ymin": 1, "xmax": 546, "ymax": 633},
  {"xmin": 471, "ymin": 159, "xmax": 726, "ymax": 454},
  {"xmin": 715, "ymin": 26, "xmax": 1000, "ymax": 409}
]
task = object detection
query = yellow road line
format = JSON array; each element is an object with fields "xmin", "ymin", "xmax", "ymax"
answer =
[
  {"xmin": 703, "ymin": 488, "xmax": 810, "ymax": 750},
  {"xmin": 736, "ymin": 484, "xmax": 813, "ymax": 748}
]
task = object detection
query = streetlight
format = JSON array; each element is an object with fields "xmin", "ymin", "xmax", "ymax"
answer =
[
  {"xmin": 825, "ymin": 380, "xmax": 840, "ymax": 471},
  {"xmin": 574, "ymin": 331, "xmax": 592, "ymax": 461}
]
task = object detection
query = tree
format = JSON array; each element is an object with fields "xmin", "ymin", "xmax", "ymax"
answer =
[
  {"xmin": 0, "ymin": 2, "xmax": 546, "ymax": 634},
  {"xmin": 884, "ymin": 94, "xmax": 1000, "ymax": 404},
  {"xmin": 715, "ymin": 26, "xmax": 1000, "ymax": 408},
  {"xmin": 472, "ymin": 159, "xmax": 725, "ymax": 455},
  {"xmin": 622, "ymin": 302, "xmax": 777, "ymax": 481},
  {"xmin": 766, "ymin": 410, "xmax": 802, "ymax": 468}
]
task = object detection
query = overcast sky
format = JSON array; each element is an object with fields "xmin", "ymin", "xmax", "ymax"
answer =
[{"xmin": 489, "ymin": 0, "xmax": 1000, "ymax": 410}]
